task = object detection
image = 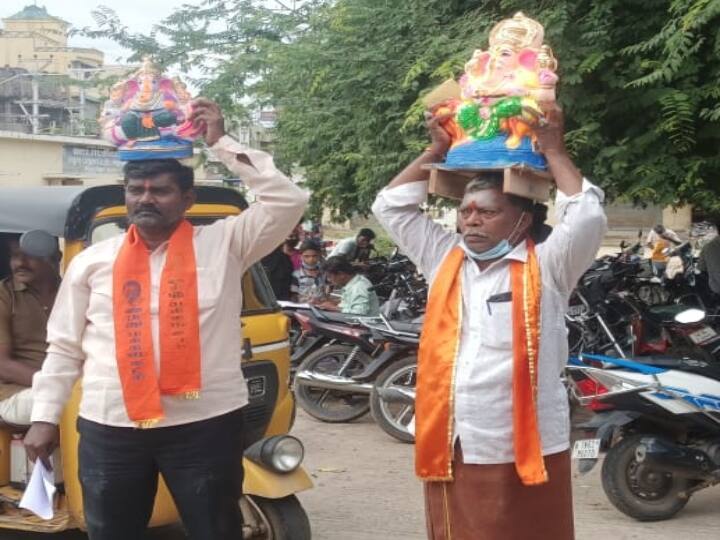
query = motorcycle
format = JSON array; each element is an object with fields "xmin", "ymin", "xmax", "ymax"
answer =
[
  {"xmin": 360, "ymin": 317, "xmax": 421, "ymax": 443},
  {"xmin": 568, "ymin": 307, "xmax": 720, "ymax": 521},
  {"xmin": 291, "ymin": 305, "xmax": 381, "ymax": 422}
]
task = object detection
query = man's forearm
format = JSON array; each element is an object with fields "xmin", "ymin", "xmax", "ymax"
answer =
[
  {"xmin": 545, "ymin": 150, "xmax": 582, "ymax": 196},
  {"xmin": 0, "ymin": 357, "xmax": 39, "ymax": 386}
]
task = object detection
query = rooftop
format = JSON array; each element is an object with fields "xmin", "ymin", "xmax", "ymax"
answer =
[{"xmin": 4, "ymin": 5, "xmax": 69, "ymax": 25}]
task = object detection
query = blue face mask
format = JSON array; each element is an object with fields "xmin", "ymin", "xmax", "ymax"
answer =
[{"xmin": 462, "ymin": 238, "xmax": 513, "ymax": 261}]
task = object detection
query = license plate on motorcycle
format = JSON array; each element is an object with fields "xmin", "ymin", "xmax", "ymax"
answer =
[
  {"xmin": 689, "ymin": 326, "xmax": 718, "ymax": 345},
  {"xmin": 572, "ymin": 439, "xmax": 600, "ymax": 460}
]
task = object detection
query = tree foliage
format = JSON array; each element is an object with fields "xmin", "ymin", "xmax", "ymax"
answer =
[{"xmin": 85, "ymin": 0, "xmax": 720, "ymax": 216}]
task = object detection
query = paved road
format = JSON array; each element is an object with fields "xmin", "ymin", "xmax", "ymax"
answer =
[
  {"xmin": 5, "ymin": 410, "xmax": 720, "ymax": 539},
  {"xmin": 296, "ymin": 411, "xmax": 720, "ymax": 540}
]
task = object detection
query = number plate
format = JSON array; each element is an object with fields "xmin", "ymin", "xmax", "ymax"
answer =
[
  {"xmin": 689, "ymin": 326, "xmax": 718, "ymax": 345},
  {"xmin": 247, "ymin": 376, "xmax": 266, "ymax": 398},
  {"xmin": 572, "ymin": 438, "xmax": 601, "ymax": 460}
]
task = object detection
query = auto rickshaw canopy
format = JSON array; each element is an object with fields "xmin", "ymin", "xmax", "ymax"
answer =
[{"xmin": 0, "ymin": 185, "xmax": 248, "ymax": 240}]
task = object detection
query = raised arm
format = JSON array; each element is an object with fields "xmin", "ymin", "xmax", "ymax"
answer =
[
  {"xmin": 534, "ymin": 105, "xmax": 607, "ymax": 292},
  {"xmin": 371, "ymin": 114, "xmax": 457, "ymax": 278},
  {"xmin": 193, "ymin": 99, "xmax": 309, "ymax": 272}
]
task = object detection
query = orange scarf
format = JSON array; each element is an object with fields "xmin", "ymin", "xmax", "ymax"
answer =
[
  {"xmin": 415, "ymin": 240, "xmax": 547, "ymax": 485},
  {"xmin": 112, "ymin": 220, "xmax": 201, "ymax": 427}
]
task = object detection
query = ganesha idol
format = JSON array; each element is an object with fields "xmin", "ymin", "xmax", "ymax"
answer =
[
  {"xmin": 99, "ymin": 58, "xmax": 204, "ymax": 161},
  {"xmin": 431, "ymin": 12, "xmax": 558, "ymax": 171}
]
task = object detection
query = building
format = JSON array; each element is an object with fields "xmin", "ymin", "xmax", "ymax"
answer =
[{"xmin": 0, "ymin": 4, "xmax": 105, "ymax": 136}]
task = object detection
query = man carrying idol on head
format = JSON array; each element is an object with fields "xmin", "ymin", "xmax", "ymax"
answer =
[
  {"xmin": 373, "ymin": 13, "xmax": 607, "ymax": 540},
  {"xmin": 23, "ymin": 59, "xmax": 308, "ymax": 540}
]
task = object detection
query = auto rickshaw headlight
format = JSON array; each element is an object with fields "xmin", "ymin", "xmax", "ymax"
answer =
[
  {"xmin": 246, "ymin": 435, "xmax": 304, "ymax": 473},
  {"xmin": 266, "ymin": 435, "xmax": 304, "ymax": 473}
]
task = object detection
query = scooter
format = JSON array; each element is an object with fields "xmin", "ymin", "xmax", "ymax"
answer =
[{"xmin": 568, "ymin": 308, "xmax": 720, "ymax": 522}]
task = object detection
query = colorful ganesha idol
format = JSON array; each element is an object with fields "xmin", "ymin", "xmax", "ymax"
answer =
[
  {"xmin": 99, "ymin": 58, "xmax": 204, "ymax": 161},
  {"xmin": 434, "ymin": 12, "xmax": 558, "ymax": 171}
]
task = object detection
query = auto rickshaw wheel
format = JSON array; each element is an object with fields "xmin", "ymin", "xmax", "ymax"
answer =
[{"xmin": 240, "ymin": 494, "xmax": 311, "ymax": 540}]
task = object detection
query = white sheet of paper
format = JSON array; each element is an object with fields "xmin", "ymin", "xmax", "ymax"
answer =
[
  {"xmin": 277, "ymin": 300, "xmax": 311, "ymax": 309},
  {"xmin": 19, "ymin": 460, "xmax": 56, "ymax": 520}
]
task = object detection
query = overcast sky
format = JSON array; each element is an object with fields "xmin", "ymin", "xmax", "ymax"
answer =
[{"xmin": 1, "ymin": 1, "xmax": 205, "ymax": 64}]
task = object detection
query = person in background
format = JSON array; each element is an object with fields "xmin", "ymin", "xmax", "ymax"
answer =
[
  {"xmin": 290, "ymin": 240, "xmax": 327, "ymax": 303},
  {"xmin": 330, "ymin": 228, "xmax": 376, "ymax": 262},
  {"xmin": 283, "ymin": 225, "xmax": 302, "ymax": 270},
  {"xmin": 0, "ymin": 235, "xmax": 61, "ymax": 425},
  {"xmin": 262, "ymin": 245, "xmax": 294, "ymax": 301},
  {"xmin": 315, "ymin": 255, "xmax": 379, "ymax": 316},
  {"xmin": 699, "ymin": 218, "xmax": 720, "ymax": 298},
  {"xmin": 646, "ymin": 224, "xmax": 682, "ymax": 276}
]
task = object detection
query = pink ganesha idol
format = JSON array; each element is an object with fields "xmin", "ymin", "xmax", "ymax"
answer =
[
  {"xmin": 99, "ymin": 57, "xmax": 204, "ymax": 161},
  {"xmin": 431, "ymin": 12, "xmax": 559, "ymax": 171}
]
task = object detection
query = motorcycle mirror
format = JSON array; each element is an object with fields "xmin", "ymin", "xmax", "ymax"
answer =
[
  {"xmin": 674, "ymin": 308, "xmax": 706, "ymax": 325},
  {"xmin": 19, "ymin": 229, "xmax": 58, "ymax": 258},
  {"xmin": 619, "ymin": 240, "xmax": 627, "ymax": 249}
]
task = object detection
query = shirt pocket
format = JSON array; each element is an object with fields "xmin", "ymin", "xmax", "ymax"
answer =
[
  {"xmin": 479, "ymin": 295, "xmax": 513, "ymax": 350},
  {"xmin": 195, "ymin": 267, "xmax": 222, "ymax": 310}
]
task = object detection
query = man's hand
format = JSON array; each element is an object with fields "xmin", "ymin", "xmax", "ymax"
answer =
[
  {"xmin": 190, "ymin": 98, "xmax": 225, "ymax": 147},
  {"xmin": 24, "ymin": 422, "xmax": 60, "ymax": 470},
  {"xmin": 424, "ymin": 110, "xmax": 453, "ymax": 158},
  {"xmin": 534, "ymin": 102, "xmax": 583, "ymax": 195},
  {"xmin": 534, "ymin": 102, "xmax": 567, "ymax": 157}
]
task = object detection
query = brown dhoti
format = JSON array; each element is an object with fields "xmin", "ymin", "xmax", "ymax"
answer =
[{"xmin": 424, "ymin": 446, "xmax": 574, "ymax": 540}]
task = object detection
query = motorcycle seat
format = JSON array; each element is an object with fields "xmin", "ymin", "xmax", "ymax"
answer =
[
  {"xmin": 387, "ymin": 321, "xmax": 422, "ymax": 334},
  {"xmin": 645, "ymin": 304, "xmax": 687, "ymax": 324},
  {"xmin": 317, "ymin": 311, "xmax": 367, "ymax": 324}
]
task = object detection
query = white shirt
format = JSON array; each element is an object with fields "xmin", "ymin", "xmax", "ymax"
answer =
[
  {"xmin": 646, "ymin": 228, "xmax": 681, "ymax": 246},
  {"xmin": 372, "ymin": 179, "xmax": 607, "ymax": 464},
  {"xmin": 329, "ymin": 236, "xmax": 358, "ymax": 258},
  {"xmin": 31, "ymin": 135, "xmax": 309, "ymax": 427}
]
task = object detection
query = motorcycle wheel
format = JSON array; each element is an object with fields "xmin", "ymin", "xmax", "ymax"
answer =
[
  {"xmin": 601, "ymin": 434, "xmax": 691, "ymax": 521},
  {"xmin": 294, "ymin": 344, "xmax": 372, "ymax": 423},
  {"xmin": 240, "ymin": 494, "xmax": 311, "ymax": 540},
  {"xmin": 370, "ymin": 356, "xmax": 417, "ymax": 443}
]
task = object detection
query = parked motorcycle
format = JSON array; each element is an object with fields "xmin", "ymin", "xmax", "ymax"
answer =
[
  {"xmin": 360, "ymin": 318, "xmax": 421, "ymax": 443},
  {"xmin": 291, "ymin": 305, "xmax": 381, "ymax": 422},
  {"xmin": 568, "ymin": 308, "xmax": 720, "ymax": 521}
]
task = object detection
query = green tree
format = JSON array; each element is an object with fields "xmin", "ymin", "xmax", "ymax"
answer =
[{"xmin": 86, "ymin": 0, "xmax": 720, "ymax": 216}]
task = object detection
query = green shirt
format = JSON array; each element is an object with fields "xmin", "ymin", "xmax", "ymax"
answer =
[{"xmin": 339, "ymin": 274, "xmax": 380, "ymax": 316}]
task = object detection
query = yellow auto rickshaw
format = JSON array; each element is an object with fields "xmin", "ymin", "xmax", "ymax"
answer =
[{"xmin": 0, "ymin": 184, "xmax": 312, "ymax": 538}]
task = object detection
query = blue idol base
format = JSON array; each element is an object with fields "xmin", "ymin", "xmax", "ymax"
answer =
[
  {"xmin": 445, "ymin": 135, "xmax": 547, "ymax": 171},
  {"xmin": 118, "ymin": 136, "xmax": 194, "ymax": 161}
]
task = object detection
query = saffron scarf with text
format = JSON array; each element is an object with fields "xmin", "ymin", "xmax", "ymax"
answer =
[
  {"xmin": 112, "ymin": 220, "xmax": 201, "ymax": 427},
  {"xmin": 415, "ymin": 240, "xmax": 548, "ymax": 485}
]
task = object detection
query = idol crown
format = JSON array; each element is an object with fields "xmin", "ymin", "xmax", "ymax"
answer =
[{"xmin": 489, "ymin": 12, "xmax": 545, "ymax": 51}]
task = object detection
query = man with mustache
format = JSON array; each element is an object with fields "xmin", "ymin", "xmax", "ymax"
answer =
[
  {"xmin": 372, "ymin": 105, "xmax": 607, "ymax": 540},
  {"xmin": 22, "ymin": 99, "xmax": 308, "ymax": 540},
  {"xmin": 0, "ymin": 235, "xmax": 61, "ymax": 425}
]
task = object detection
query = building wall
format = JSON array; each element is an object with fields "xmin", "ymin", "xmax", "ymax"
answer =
[
  {"xmin": 0, "ymin": 17, "xmax": 103, "ymax": 74},
  {"xmin": 0, "ymin": 131, "xmax": 211, "ymax": 188}
]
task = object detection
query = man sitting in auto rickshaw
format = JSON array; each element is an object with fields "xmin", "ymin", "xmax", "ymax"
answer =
[{"xmin": 0, "ymin": 234, "xmax": 60, "ymax": 425}]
